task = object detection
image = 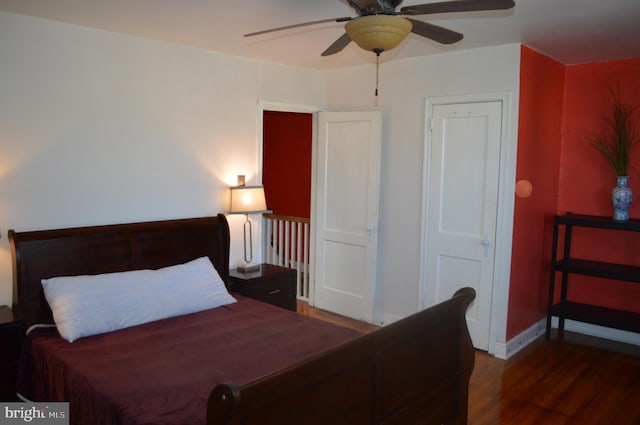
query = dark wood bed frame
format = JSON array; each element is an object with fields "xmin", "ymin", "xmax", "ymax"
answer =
[{"xmin": 9, "ymin": 214, "xmax": 475, "ymax": 425}]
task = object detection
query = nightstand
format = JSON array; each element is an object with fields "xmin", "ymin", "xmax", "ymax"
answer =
[
  {"xmin": 229, "ymin": 264, "xmax": 297, "ymax": 311},
  {"xmin": 0, "ymin": 306, "xmax": 26, "ymax": 401}
]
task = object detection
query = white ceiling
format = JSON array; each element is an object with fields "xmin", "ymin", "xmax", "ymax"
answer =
[{"xmin": 1, "ymin": 0, "xmax": 639, "ymax": 70}]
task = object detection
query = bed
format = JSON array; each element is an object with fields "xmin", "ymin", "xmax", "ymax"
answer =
[{"xmin": 9, "ymin": 214, "xmax": 476, "ymax": 425}]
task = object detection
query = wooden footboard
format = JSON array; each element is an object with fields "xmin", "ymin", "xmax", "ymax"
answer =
[{"xmin": 207, "ymin": 287, "xmax": 476, "ymax": 425}]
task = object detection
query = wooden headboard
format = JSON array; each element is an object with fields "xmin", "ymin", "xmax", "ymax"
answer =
[{"xmin": 8, "ymin": 214, "xmax": 230, "ymax": 326}]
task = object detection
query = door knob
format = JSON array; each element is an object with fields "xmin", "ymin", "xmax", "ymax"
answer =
[
  {"xmin": 367, "ymin": 225, "xmax": 375, "ymax": 240},
  {"xmin": 482, "ymin": 238, "xmax": 492, "ymax": 257}
]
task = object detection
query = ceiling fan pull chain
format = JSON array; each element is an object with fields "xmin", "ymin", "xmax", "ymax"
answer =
[{"xmin": 374, "ymin": 48, "xmax": 382, "ymax": 96}]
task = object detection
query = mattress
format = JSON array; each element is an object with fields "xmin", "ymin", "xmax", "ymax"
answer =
[{"xmin": 18, "ymin": 296, "xmax": 361, "ymax": 425}]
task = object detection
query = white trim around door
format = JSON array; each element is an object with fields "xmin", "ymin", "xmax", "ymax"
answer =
[{"xmin": 257, "ymin": 101, "xmax": 324, "ymax": 304}]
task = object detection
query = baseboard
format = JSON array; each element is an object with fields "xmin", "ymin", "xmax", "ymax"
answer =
[
  {"xmin": 374, "ymin": 311, "xmax": 401, "ymax": 327},
  {"xmin": 494, "ymin": 319, "xmax": 546, "ymax": 359},
  {"xmin": 496, "ymin": 318, "xmax": 640, "ymax": 360},
  {"xmin": 551, "ymin": 317, "xmax": 640, "ymax": 346}
]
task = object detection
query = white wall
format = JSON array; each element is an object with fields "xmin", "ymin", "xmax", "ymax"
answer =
[
  {"xmin": 0, "ymin": 12, "xmax": 325, "ymax": 305},
  {"xmin": 0, "ymin": 11, "xmax": 521, "ymax": 331},
  {"xmin": 325, "ymin": 44, "xmax": 521, "ymax": 326}
]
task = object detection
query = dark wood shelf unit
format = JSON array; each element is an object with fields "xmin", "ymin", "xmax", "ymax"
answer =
[
  {"xmin": 546, "ymin": 213, "xmax": 640, "ymax": 340},
  {"xmin": 550, "ymin": 302, "xmax": 640, "ymax": 334},
  {"xmin": 555, "ymin": 259, "xmax": 640, "ymax": 282},
  {"xmin": 554, "ymin": 213, "xmax": 640, "ymax": 231}
]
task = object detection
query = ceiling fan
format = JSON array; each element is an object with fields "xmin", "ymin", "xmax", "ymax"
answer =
[{"xmin": 245, "ymin": 0, "xmax": 516, "ymax": 57}]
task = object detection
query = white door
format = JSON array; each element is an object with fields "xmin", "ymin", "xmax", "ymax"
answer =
[
  {"xmin": 424, "ymin": 101, "xmax": 503, "ymax": 350},
  {"xmin": 313, "ymin": 111, "xmax": 382, "ymax": 323}
]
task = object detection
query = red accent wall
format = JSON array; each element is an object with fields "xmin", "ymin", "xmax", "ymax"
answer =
[
  {"xmin": 508, "ymin": 49, "xmax": 640, "ymax": 339},
  {"xmin": 508, "ymin": 46, "xmax": 564, "ymax": 339},
  {"xmin": 262, "ymin": 111, "xmax": 313, "ymax": 218},
  {"xmin": 557, "ymin": 58, "xmax": 640, "ymax": 313}
]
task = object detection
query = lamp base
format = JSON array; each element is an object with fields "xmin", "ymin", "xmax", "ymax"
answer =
[{"xmin": 237, "ymin": 261, "xmax": 260, "ymax": 273}]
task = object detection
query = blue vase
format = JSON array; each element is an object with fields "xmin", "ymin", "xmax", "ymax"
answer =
[{"xmin": 611, "ymin": 176, "xmax": 632, "ymax": 221}]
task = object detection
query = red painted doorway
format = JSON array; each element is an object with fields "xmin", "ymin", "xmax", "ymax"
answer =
[{"xmin": 262, "ymin": 110, "xmax": 313, "ymax": 218}]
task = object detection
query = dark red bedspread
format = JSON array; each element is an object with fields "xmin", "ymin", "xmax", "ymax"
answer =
[{"xmin": 18, "ymin": 296, "xmax": 361, "ymax": 425}]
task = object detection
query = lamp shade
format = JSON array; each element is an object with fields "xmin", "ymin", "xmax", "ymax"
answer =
[
  {"xmin": 229, "ymin": 186, "xmax": 268, "ymax": 214},
  {"xmin": 345, "ymin": 15, "xmax": 412, "ymax": 53}
]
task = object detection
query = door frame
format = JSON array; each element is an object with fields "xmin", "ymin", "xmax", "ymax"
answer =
[
  {"xmin": 420, "ymin": 92, "xmax": 518, "ymax": 357},
  {"xmin": 257, "ymin": 101, "xmax": 324, "ymax": 303}
]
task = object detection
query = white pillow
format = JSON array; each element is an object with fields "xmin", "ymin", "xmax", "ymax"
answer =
[{"xmin": 42, "ymin": 257, "xmax": 236, "ymax": 342}]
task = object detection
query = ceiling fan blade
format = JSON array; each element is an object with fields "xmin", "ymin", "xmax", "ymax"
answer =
[
  {"xmin": 408, "ymin": 19, "xmax": 463, "ymax": 44},
  {"xmin": 401, "ymin": 0, "xmax": 514, "ymax": 15},
  {"xmin": 245, "ymin": 17, "xmax": 352, "ymax": 37},
  {"xmin": 321, "ymin": 33, "xmax": 353, "ymax": 56}
]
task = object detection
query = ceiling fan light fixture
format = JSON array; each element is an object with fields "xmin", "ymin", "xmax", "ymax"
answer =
[{"xmin": 345, "ymin": 15, "xmax": 412, "ymax": 53}]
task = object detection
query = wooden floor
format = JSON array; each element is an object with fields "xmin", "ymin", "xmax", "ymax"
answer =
[
  {"xmin": 470, "ymin": 331, "xmax": 640, "ymax": 425},
  {"xmin": 298, "ymin": 303, "xmax": 640, "ymax": 425},
  {"xmin": 296, "ymin": 301, "xmax": 379, "ymax": 333}
]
